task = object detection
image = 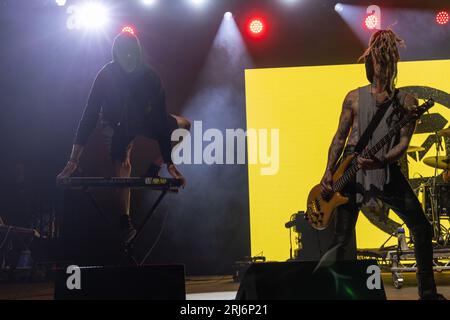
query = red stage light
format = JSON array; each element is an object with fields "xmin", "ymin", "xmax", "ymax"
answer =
[
  {"xmin": 365, "ymin": 14, "xmax": 378, "ymax": 30},
  {"xmin": 436, "ymin": 11, "xmax": 449, "ymax": 25},
  {"xmin": 249, "ymin": 18, "xmax": 265, "ymax": 37},
  {"xmin": 121, "ymin": 26, "xmax": 135, "ymax": 35}
]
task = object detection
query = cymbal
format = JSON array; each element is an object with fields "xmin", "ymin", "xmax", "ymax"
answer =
[
  {"xmin": 423, "ymin": 156, "xmax": 450, "ymax": 170},
  {"xmin": 407, "ymin": 146, "xmax": 425, "ymax": 153},
  {"xmin": 438, "ymin": 128, "xmax": 450, "ymax": 137}
]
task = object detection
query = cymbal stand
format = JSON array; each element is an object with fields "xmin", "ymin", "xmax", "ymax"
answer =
[{"xmin": 429, "ymin": 131, "xmax": 444, "ymax": 243}]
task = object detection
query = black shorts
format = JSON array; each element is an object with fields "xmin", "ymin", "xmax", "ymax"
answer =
[{"xmin": 101, "ymin": 114, "xmax": 178, "ymax": 162}]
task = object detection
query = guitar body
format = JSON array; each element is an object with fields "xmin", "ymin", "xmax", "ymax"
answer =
[{"xmin": 306, "ymin": 154, "xmax": 355, "ymax": 230}]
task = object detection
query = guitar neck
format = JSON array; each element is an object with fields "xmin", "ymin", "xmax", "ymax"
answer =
[{"xmin": 332, "ymin": 115, "xmax": 410, "ymax": 193}]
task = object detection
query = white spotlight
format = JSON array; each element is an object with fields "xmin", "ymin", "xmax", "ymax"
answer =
[
  {"xmin": 335, "ymin": 3, "xmax": 344, "ymax": 13},
  {"xmin": 142, "ymin": 0, "xmax": 156, "ymax": 5},
  {"xmin": 55, "ymin": 0, "xmax": 66, "ymax": 6},
  {"xmin": 191, "ymin": 0, "xmax": 206, "ymax": 6},
  {"xmin": 66, "ymin": 2, "xmax": 109, "ymax": 30},
  {"xmin": 79, "ymin": 2, "xmax": 108, "ymax": 29},
  {"xmin": 224, "ymin": 12, "xmax": 233, "ymax": 20}
]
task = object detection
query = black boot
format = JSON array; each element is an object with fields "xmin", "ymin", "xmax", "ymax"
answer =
[
  {"xmin": 120, "ymin": 214, "xmax": 137, "ymax": 245},
  {"xmin": 417, "ymin": 272, "xmax": 446, "ymax": 300}
]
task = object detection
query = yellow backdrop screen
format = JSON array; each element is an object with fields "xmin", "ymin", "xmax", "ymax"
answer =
[{"xmin": 245, "ymin": 60, "xmax": 450, "ymax": 261}]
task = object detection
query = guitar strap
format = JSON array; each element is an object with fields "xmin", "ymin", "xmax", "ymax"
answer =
[{"xmin": 354, "ymin": 88, "xmax": 400, "ymax": 154}]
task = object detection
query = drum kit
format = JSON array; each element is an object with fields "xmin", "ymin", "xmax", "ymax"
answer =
[{"xmin": 409, "ymin": 127, "xmax": 450, "ymax": 245}]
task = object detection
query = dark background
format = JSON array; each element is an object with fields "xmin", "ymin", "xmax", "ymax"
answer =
[{"xmin": 0, "ymin": 0, "xmax": 449, "ymax": 275}]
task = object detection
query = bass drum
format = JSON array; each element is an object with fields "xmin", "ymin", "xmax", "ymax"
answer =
[{"xmin": 418, "ymin": 182, "xmax": 450, "ymax": 218}]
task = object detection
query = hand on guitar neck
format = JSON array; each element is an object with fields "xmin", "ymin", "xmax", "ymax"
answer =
[{"xmin": 356, "ymin": 150, "xmax": 386, "ymax": 170}]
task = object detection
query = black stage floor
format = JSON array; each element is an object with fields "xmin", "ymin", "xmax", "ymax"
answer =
[{"xmin": 0, "ymin": 273, "xmax": 449, "ymax": 300}]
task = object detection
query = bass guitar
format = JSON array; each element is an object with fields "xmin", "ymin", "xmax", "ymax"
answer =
[{"xmin": 305, "ymin": 98, "xmax": 435, "ymax": 230}]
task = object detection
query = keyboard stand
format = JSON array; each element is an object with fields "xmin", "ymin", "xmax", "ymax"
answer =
[
  {"xmin": 58, "ymin": 177, "xmax": 181, "ymax": 266},
  {"xmin": 121, "ymin": 190, "xmax": 169, "ymax": 266},
  {"xmin": 80, "ymin": 187, "xmax": 174, "ymax": 267}
]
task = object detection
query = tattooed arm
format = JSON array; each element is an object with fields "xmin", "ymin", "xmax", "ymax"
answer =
[
  {"xmin": 384, "ymin": 93, "xmax": 418, "ymax": 164},
  {"xmin": 320, "ymin": 90, "xmax": 355, "ymax": 194}
]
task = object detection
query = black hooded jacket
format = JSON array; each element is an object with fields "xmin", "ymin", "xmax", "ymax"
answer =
[{"xmin": 73, "ymin": 35, "xmax": 172, "ymax": 163}]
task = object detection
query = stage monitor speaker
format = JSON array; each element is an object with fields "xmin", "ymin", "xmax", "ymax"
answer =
[
  {"xmin": 54, "ymin": 265, "xmax": 186, "ymax": 300},
  {"xmin": 236, "ymin": 260, "xmax": 386, "ymax": 300}
]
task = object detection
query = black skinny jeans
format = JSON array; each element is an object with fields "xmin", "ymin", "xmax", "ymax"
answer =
[
  {"xmin": 333, "ymin": 165, "xmax": 433, "ymax": 269},
  {"xmin": 330, "ymin": 149, "xmax": 436, "ymax": 297}
]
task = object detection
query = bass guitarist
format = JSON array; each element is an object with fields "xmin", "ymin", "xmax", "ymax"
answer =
[{"xmin": 320, "ymin": 29, "xmax": 444, "ymax": 300}]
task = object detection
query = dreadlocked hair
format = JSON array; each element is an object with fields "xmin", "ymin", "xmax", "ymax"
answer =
[{"xmin": 358, "ymin": 29, "xmax": 405, "ymax": 97}]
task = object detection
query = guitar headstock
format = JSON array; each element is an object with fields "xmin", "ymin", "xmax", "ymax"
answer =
[{"xmin": 411, "ymin": 98, "xmax": 434, "ymax": 120}]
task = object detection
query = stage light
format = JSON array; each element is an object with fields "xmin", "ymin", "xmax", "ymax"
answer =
[
  {"xmin": 224, "ymin": 12, "xmax": 233, "ymax": 20},
  {"xmin": 66, "ymin": 2, "xmax": 109, "ymax": 30},
  {"xmin": 365, "ymin": 5, "xmax": 381, "ymax": 30},
  {"xmin": 436, "ymin": 11, "xmax": 449, "ymax": 25},
  {"xmin": 121, "ymin": 26, "xmax": 135, "ymax": 35},
  {"xmin": 142, "ymin": 0, "xmax": 156, "ymax": 5},
  {"xmin": 365, "ymin": 14, "xmax": 378, "ymax": 30},
  {"xmin": 77, "ymin": 2, "xmax": 108, "ymax": 30},
  {"xmin": 249, "ymin": 19, "xmax": 264, "ymax": 36},
  {"xmin": 191, "ymin": 0, "xmax": 206, "ymax": 6},
  {"xmin": 334, "ymin": 3, "xmax": 343, "ymax": 13},
  {"xmin": 56, "ymin": 0, "xmax": 66, "ymax": 6}
]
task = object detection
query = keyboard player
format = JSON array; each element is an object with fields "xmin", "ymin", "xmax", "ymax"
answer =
[{"xmin": 57, "ymin": 31, "xmax": 189, "ymax": 244}]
